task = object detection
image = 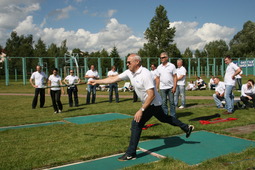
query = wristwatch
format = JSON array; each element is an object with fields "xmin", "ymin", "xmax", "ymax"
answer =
[{"xmin": 141, "ymin": 108, "xmax": 145, "ymax": 112}]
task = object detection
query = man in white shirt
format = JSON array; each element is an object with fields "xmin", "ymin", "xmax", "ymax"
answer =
[
  {"xmin": 88, "ymin": 54, "xmax": 194, "ymax": 161},
  {"xmin": 209, "ymin": 75, "xmax": 215, "ymax": 90},
  {"xmin": 85, "ymin": 65, "xmax": 99, "ymax": 104},
  {"xmin": 174, "ymin": 59, "xmax": 186, "ymax": 109},
  {"xmin": 156, "ymin": 52, "xmax": 177, "ymax": 117},
  {"xmin": 63, "ymin": 70, "xmax": 81, "ymax": 107},
  {"xmin": 30, "ymin": 65, "xmax": 47, "ymax": 109},
  {"xmin": 240, "ymin": 79, "xmax": 255, "ymax": 109},
  {"xmin": 223, "ymin": 56, "xmax": 241, "ymax": 114},
  {"xmin": 212, "ymin": 77, "xmax": 225, "ymax": 108},
  {"xmin": 150, "ymin": 64, "xmax": 160, "ymax": 89},
  {"xmin": 107, "ymin": 65, "xmax": 119, "ymax": 103}
]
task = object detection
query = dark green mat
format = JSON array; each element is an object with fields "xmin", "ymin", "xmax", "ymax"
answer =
[
  {"xmin": 139, "ymin": 131, "xmax": 255, "ymax": 165},
  {"xmin": 63, "ymin": 113, "xmax": 132, "ymax": 124},
  {"xmin": 0, "ymin": 122, "xmax": 65, "ymax": 131},
  {"xmin": 51, "ymin": 151, "xmax": 159, "ymax": 170}
]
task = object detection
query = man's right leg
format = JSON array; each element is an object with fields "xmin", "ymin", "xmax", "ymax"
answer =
[
  {"xmin": 120, "ymin": 109, "xmax": 153, "ymax": 161},
  {"xmin": 86, "ymin": 85, "xmax": 91, "ymax": 104},
  {"xmin": 160, "ymin": 89, "xmax": 168, "ymax": 115},
  {"xmin": 109, "ymin": 84, "xmax": 113, "ymax": 102}
]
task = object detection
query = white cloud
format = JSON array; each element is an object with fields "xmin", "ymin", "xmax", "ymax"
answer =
[
  {"xmin": 49, "ymin": 5, "xmax": 75, "ymax": 20},
  {"xmin": 12, "ymin": 17, "xmax": 146, "ymax": 57},
  {"xmin": 170, "ymin": 21, "xmax": 236, "ymax": 52},
  {"xmin": 107, "ymin": 10, "xmax": 117, "ymax": 18},
  {"xmin": 85, "ymin": 9, "xmax": 117, "ymax": 18}
]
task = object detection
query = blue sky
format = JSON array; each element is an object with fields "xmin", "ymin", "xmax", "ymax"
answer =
[{"xmin": 0, "ymin": 0, "xmax": 254, "ymax": 56}]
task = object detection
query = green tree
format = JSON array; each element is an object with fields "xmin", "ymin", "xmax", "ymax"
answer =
[
  {"xmin": 229, "ymin": 20, "xmax": 255, "ymax": 58},
  {"xmin": 204, "ymin": 40, "xmax": 228, "ymax": 58},
  {"xmin": 109, "ymin": 46, "xmax": 123, "ymax": 72},
  {"xmin": 143, "ymin": 5, "xmax": 176, "ymax": 58},
  {"xmin": 34, "ymin": 38, "xmax": 47, "ymax": 57}
]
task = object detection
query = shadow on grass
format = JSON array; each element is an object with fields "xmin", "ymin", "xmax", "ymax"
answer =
[
  {"xmin": 185, "ymin": 103, "xmax": 199, "ymax": 108},
  {"xmin": 177, "ymin": 112, "xmax": 194, "ymax": 118},
  {"xmin": 138, "ymin": 136, "xmax": 200, "ymax": 158}
]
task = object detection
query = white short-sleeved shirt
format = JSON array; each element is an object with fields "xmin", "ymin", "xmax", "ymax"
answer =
[
  {"xmin": 224, "ymin": 62, "xmax": 240, "ymax": 86},
  {"xmin": 215, "ymin": 81, "xmax": 225, "ymax": 95},
  {"xmin": 86, "ymin": 70, "xmax": 99, "ymax": 82},
  {"xmin": 64, "ymin": 75, "xmax": 79, "ymax": 87},
  {"xmin": 209, "ymin": 78, "xmax": 215, "ymax": 85},
  {"xmin": 235, "ymin": 70, "xmax": 243, "ymax": 79},
  {"xmin": 30, "ymin": 71, "xmax": 47, "ymax": 88},
  {"xmin": 150, "ymin": 69, "xmax": 159, "ymax": 80},
  {"xmin": 107, "ymin": 70, "xmax": 118, "ymax": 77},
  {"xmin": 118, "ymin": 66, "xmax": 162, "ymax": 106},
  {"xmin": 49, "ymin": 75, "xmax": 62, "ymax": 91},
  {"xmin": 157, "ymin": 62, "xmax": 177, "ymax": 89},
  {"xmin": 241, "ymin": 84, "xmax": 255, "ymax": 97},
  {"xmin": 176, "ymin": 66, "xmax": 186, "ymax": 85}
]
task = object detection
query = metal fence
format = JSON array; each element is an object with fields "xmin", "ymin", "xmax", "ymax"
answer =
[{"xmin": 1, "ymin": 57, "xmax": 255, "ymax": 86}]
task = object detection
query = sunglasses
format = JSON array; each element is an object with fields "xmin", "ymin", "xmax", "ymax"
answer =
[
  {"xmin": 127, "ymin": 61, "xmax": 132, "ymax": 65},
  {"xmin": 160, "ymin": 56, "xmax": 167, "ymax": 59},
  {"xmin": 70, "ymin": 72, "xmax": 74, "ymax": 73}
]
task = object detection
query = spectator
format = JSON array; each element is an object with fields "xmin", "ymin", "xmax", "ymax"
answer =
[
  {"xmin": 63, "ymin": 69, "xmax": 81, "ymax": 107},
  {"xmin": 223, "ymin": 56, "xmax": 242, "ymax": 114},
  {"xmin": 85, "ymin": 65, "xmax": 99, "ymax": 104},
  {"xmin": 156, "ymin": 52, "xmax": 177, "ymax": 117},
  {"xmin": 150, "ymin": 63, "xmax": 160, "ymax": 89},
  {"xmin": 186, "ymin": 80, "xmax": 196, "ymax": 91},
  {"xmin": 107, "ymin": 65, "xmax": 119, "ymax": 103},
  {"xmin": 196, "ymin": 76, "xmax": 206, "ymax": 90},
  {"xmin": 174, "ymin": 59, "xmax": 186, "ymax": 109},
  {"xmin": 240, "ymin": 79, "xmax": 255, "ymax": 109},
  {"xmin": 209, "ymin": 75, "xmax": 216, "ymax": 90},
  {"xmin": 48, "ymin": 68, "xmax": 65, "ymax": 113},
  {"xmin": 235, "ymin": 70, "xmax": 243, "ymax": 91},
  {"xmin": 30, "ymin": 65, "xmax": 47, "ymax": 109},
  {"xmin": 212, "ymin": 77, "xmax": 225, "ymax": 108}
]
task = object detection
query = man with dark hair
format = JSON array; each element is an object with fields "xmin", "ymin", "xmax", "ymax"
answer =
[
  {"xmin": 240, "ymin": 79, "xmax": 255, "ymax": 109},
  {"xmin": 223, "ymin": 56, "xmax": 241, "ymax": 114},
  {"xmin": 85, "ymin": 65, "xmax": 99, "ymax": 104}
]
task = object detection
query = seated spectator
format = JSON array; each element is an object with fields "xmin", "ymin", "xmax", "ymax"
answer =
[
  {"xmin": 196, "ymin": 76, "xmax": 206, "ymax": 90},
  {"xmin": 186, "ymin": 80, "xmax": 196, "ymax": 91},
  {"xmin": 209, "ymin": 75, "xmax": 216, "ymax": 90},
  {"xmin": 212, "ymin": 77, "xmax": 225, "ymax": 108},
  {"xmin": 240, "ymin": 79, "xmax": 255, "ymax": 109}
]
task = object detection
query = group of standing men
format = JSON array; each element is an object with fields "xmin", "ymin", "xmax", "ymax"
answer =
[
  {"xmin": 29, "ymin": 64, "xmax": 120, "ymax": 113},
  {"xmin": 150, "ymin": 52, "xmax": 187, "ymax": 118},
  {"xmin": 30, "ymin": 66, "xmax": 80, "ymax": 113}
]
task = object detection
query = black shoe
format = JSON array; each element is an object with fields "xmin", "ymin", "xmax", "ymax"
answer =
[
  {"xmin": 186, "ymin": 125, "xmax": 194, "ymax": 138},
  {"xmin": 118, "ymin": 153, "xmax": 136, "ymax": 161}
]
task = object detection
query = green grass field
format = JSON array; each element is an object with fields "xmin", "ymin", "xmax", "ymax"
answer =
[{"xmin": 0, "ymin": 76, "xmax": 255, "ymax": 170}]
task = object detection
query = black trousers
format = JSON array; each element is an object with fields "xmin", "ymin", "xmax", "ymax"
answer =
[
  {"xmin": 126, "ymin": 105, "xmax": 189, "ymax": 156},
  {"xmin": 240, "ymin": 94, "xmax": 255, "ymax": 107},
  {"xmin": 67, "ymin": 86, "xmax": 79, "ymax": 106},
  {"xmin": 32, "ymin": 88, "xmax": 45, "ymax": 108},
  {"xmin": 50, "ymin": 90, "xmax": 63, "ymax": 112},
  {"xmin": 109, "ymin": 83, "xmax": 119, "ymax": 103}
]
